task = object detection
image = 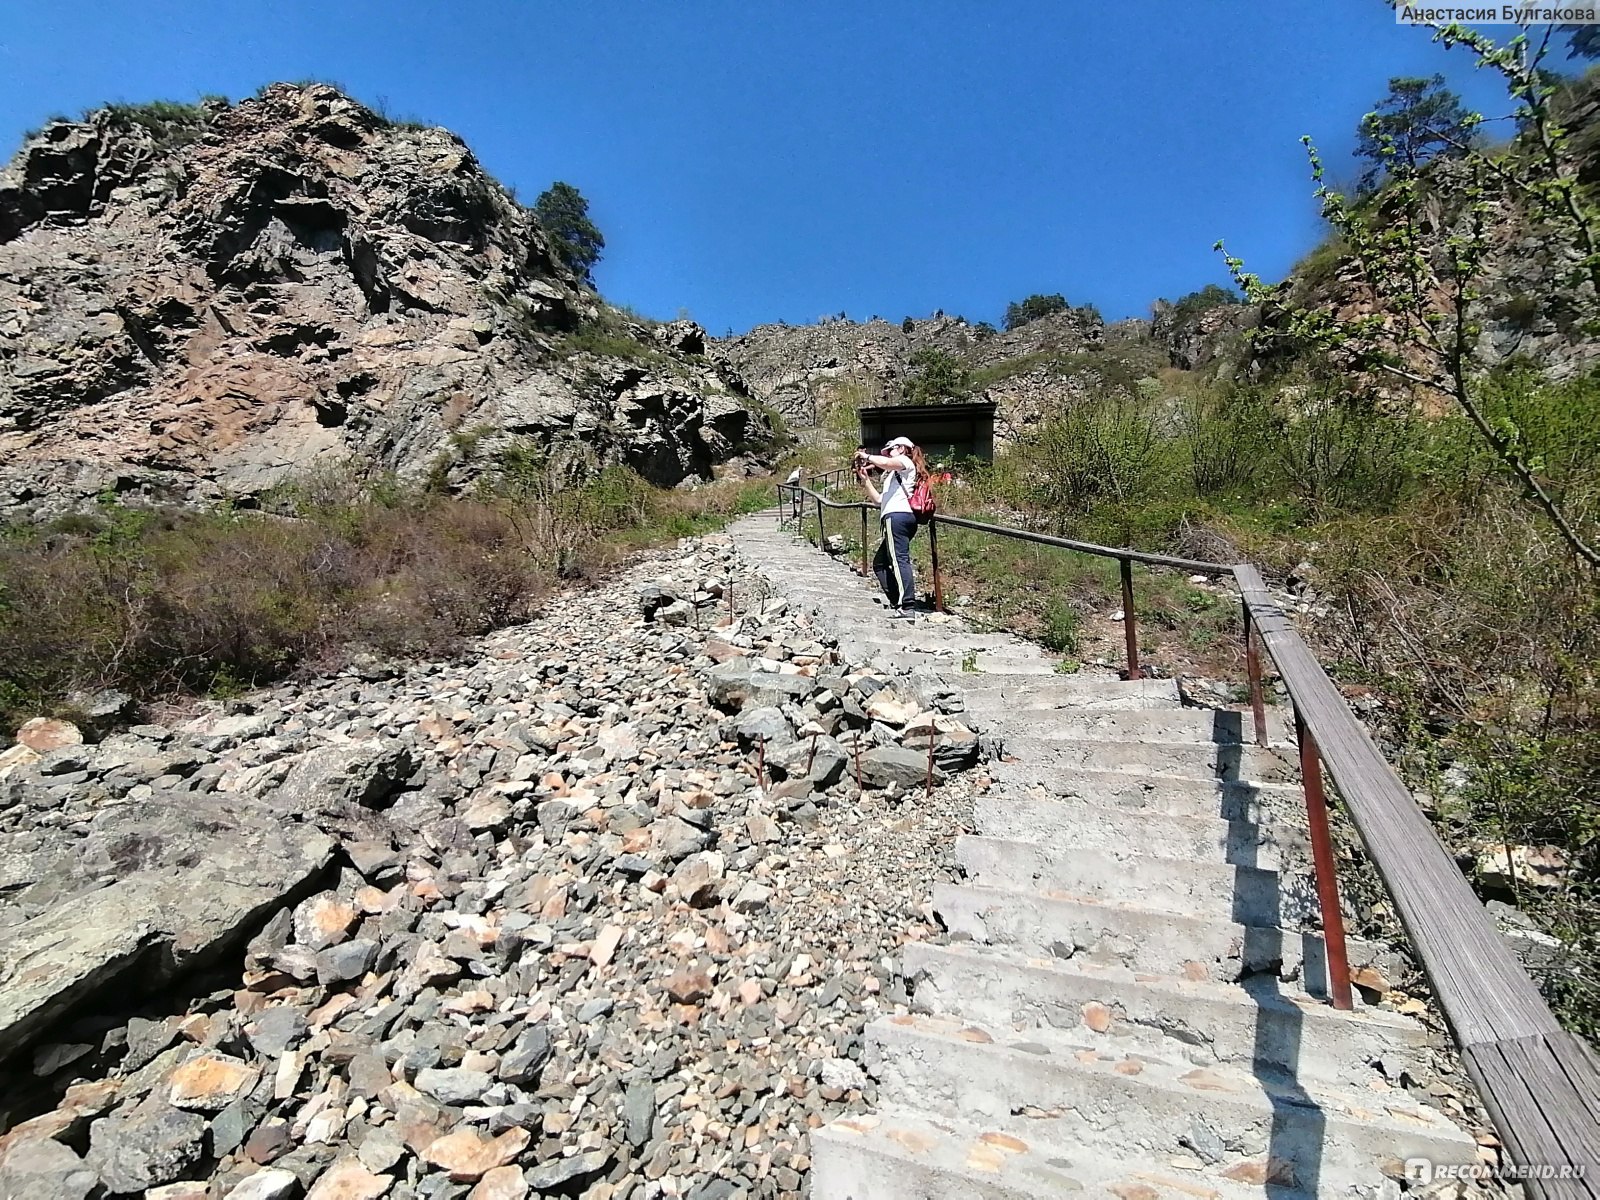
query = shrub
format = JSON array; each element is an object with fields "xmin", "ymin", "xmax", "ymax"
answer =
[
  {"xmin": 99, "ymin": 100, "xmax": 211, "ymax": 148},
  {"xmin": 1003, "ymin": 293, "xmax": 1069, "ymax": 331},
  {"xmin": 902, "ymin": 348, "xmax": 969, "ymax": 404},
  {"xmin": 0, "ymin": 466, "xmax": 774, "ymax": 729},
  {"xmin": 1162, "ymin": 283, "xmax": 1242, "ymax": 324},
  {"xmin": 1040, "ymin": 598, "xmax": 1080, "ymax": 654}
]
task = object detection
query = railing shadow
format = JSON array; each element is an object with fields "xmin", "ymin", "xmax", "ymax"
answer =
[{"xmin": 1218, "ymin": 707, "xmax": 1327, "ymax": 1198}]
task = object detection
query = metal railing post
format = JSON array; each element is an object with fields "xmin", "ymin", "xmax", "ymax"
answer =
[
  {"xmin": 1243, "ymin": 602, "xmax": 1269, "ymax": 747},
  {"xmin": 1120, "ymin": 558, "xmax": 1141, "ymax": 681},
  {"xmin": 860, "ymin": 506, "xmax": 870, "ymax": 577},
  {"xmin": 1295, "ymin": 708, "xmax": 1354, "ymax": 1010},
  {"xmin": 928, "ymin": 518, "xmax": 945, "ymax": 613},
  {"xmin": 816, "ymin": 496, "xmax": 825, "ymax": 549}
]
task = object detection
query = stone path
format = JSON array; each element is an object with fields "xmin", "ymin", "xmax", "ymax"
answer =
[{"xmin": 726, "ymin": 513, "xmax": 1482, "ymax": 1199}]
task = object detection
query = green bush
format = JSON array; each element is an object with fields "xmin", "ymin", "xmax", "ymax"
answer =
[
  {"xmin": 100, "ymin": 100, "xmax": 211, "ymax": 148},
  {"xmin": 1040, "ymin": 598, "xmax": 1080, "ymax": 654}
]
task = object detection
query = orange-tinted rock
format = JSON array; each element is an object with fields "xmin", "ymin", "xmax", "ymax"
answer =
[
  {"xmin": 168, "ymin": 1052, "xmax": 259, "ymax": 1111},
  {"xmin": 663, "ymin": 969, "xmax": 713, "ymax": 1004},
  {"xmin": 421, "ymin": 1128, "xmax": 530, "ymax": 1182},
  {"xmin": 1221, "ymin": 1157, "xmax": 1297, "ymax": 1186},
  {"xmin": 292, "ymin": 894, "xmax": 359, "ymax": 951},
  {"xmin": 468, "ymin": 1166, "xmax": 529, "ymax": 1200},
  {"xmin": 305, "ymin": 1159, "xmax": 394, "ymax": 1199},
  {"xmin": 16, "ymin": 717, "xmax": 82, "ymax": 752},
  {"xmin": 1081, "ymin": 1001, "xmax": 1113, "ymax": 1033}
]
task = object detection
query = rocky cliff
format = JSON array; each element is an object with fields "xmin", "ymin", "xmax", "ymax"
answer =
[
  {"xmin": 0, "ymin": 85, "xmax": 773, "ymax": 519},
  {"xmin": 717, "ymin": 309, "xmax": 1103, "ymax": 428}
]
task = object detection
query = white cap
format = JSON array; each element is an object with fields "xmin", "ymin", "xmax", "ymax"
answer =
[{"xmin": 885, "ymin": 436, "xmax": 915, "ymax": 450}]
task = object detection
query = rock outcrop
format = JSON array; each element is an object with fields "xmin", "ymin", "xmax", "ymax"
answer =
[
  {"xmin": 718, "ymin": 310, "xmax": 1103, "ymax": 427},
  {"xmin": 0, "ymin": 86, "xmax": 773, "ymax": 518}
]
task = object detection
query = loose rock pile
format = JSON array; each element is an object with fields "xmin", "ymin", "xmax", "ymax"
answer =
[{"xmin": 0, "ymin": 533, "xmax": 985, "ymax": 1200}]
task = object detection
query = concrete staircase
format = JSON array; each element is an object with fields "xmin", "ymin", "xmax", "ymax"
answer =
[{"xmin": 727, "ymin": 514, "xmax": 1476, "ymax": 1199}]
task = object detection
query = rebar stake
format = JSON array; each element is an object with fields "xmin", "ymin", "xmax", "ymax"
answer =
[
  {"xmin": 925, "ymin": 731, "xmax": 936, "ymax": 798},
  {"xmin": 853, "ymin": 733, "xmax": 864, "ymax": 797},
  {"xmin": 757, "ymin": 735, "xmax": 767, "ymax": 796},
  {"xmin": 806, "ymin": 732, "xmax": 819, "ymax": 776}
]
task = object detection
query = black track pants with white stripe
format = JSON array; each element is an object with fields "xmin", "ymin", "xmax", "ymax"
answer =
[{"xmin": 872, "ymin": 511, "xmax": 918, "ymax": 608}]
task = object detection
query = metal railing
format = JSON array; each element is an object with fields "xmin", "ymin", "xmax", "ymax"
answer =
[{"xmin": 774, "ymin": 477, "xmax": 1600, "ymax": 1197}]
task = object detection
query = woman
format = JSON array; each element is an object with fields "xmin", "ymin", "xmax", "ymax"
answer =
[{"xmin": 855, "ymin": 435, "xmax": 926, "ymax": 618}]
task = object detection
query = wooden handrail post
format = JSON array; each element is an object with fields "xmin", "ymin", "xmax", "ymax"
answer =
[
  {"xmin": 1296, "ymin": 708, "xmax": 1354, "ymax": 1010},
  {"xmin": 928, "ymin": 518, "xmax": 945, "ymax": 613},
  {"xmin": 1243, "ymin": 601, "xmax": 1269, "ymax": 748},
  {"xmin": 1120, "ymin": 558, "xmax": 1141, "ymax": 681}
]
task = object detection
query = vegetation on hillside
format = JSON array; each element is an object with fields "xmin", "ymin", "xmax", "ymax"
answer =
[
  {"xmin": 0, "ymin": 464, "xmax": 773, "ymax": 726},
  {"xmin": 1002, "ymin": 292, "xmax": 1101, "ymax": 331}
]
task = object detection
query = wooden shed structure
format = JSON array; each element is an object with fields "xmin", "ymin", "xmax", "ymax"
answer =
[{"xmin": 858, "ymin": 402, "xmax": 997, "ymax": 462}]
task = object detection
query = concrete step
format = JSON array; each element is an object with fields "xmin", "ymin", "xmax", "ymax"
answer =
[
  {"xmin": 902, "ymin": 941, "xmax": 1434, "ymax": 1090},
  {"xmin": 988, "ymin": 763, "xmax": 1304, "ymax": 825},
  {"xmin": 955, "ymin": 834, "xmax": 1310, "ymax": 925},
  {"xmin": 970, "ymin": 795, "xmax": 1306, "ymax": 873},
  {"xmin": 999, "ymin": 734, "xmax": 1297, "ymax": 784},
  {"xmin": 918, "ymin": 673, "xmax": 1183, "ymax": 712},
  {"xmin": 997, "ymin": 705, "xmax": 1296, "ymax": 747},
  {"xmin": 864, "ymin": 1013, "xmax": 1474, "ymax": 1195},
  {"xmin": 933, "ymin": 882, "xmax": 1404, "ymax": 998},
  {"xmin": 811, "ymin": 1107, "xmax": 1306, "ymax": 1200}
]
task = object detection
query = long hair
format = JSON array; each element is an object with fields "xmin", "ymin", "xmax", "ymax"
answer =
[{"xmin": 898, "ymin": 443, "xmax": 928, "ymax": 477}]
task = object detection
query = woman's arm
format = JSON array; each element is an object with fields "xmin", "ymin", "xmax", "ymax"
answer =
[
  {"xmin": 856, "ymin": 463, "xmax": 882, "ymax": 505},
  {"xmin": 862, "ymin": 453, "xmax": 912, "ymax": 472}
]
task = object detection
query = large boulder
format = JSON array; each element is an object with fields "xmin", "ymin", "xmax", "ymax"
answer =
[{"xmin": 0, "ymin": 802, "xmax": 334, "ymax": 1062}]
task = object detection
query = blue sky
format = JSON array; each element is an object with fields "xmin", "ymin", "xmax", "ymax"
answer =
[{"xmin": 0, "ymin": 2, "xmax": 1540, "ymax": 332}]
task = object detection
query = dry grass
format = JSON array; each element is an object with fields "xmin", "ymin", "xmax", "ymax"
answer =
[{"xmin": 0, "ymin": 467, "xmax": 777, "ymax": 722}]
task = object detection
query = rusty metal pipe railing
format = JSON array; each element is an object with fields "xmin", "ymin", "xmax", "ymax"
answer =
[
  {"xmin": 1119, "ymin": 558, "xmax": 1141, "ymax": 681},
  {"xmin": 1243, "ymin": 601, "xmax": 1269, "ymax": 748},
  {"xmin": 1295, "ymin": 709, "xmax": 1354, "ymax": 1009}
]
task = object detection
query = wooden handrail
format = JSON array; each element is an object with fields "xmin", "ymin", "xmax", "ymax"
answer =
[
  {"xmin": 1235, "ymin": 566, "xmax": 1600, "ymax": 1197},
  {"xmin": 772, "ymin": 479, "xmax": 1600, "ymax": 1193}
]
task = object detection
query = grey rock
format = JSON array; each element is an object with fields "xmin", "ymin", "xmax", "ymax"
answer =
[
  {"xmin": 0, "ymin": 1136, "xmax": 99, "ymax": 1200},
  {"xmin": 275, "ymin": 741, "xmax": 414, "ymax": 813},
  {"xmin": 623, "ymin": 1080, "xmax": 656, "ymax": 1149},
  {"xmin": 498, "ymin": 1023, "xmax": 552, "ymax": 1084},
  {"xmin": 649, "ymin": 815, "xmax": 712, "ymax": 862},
  {"xmin": 223, "ymin": 1168, "xmax": 301, "ymax": 1200},
  {"xmin": 537, "ymin": 798, "xmax": 578, "ymax": 842},
  {"xmin": 735, "ymin": 707, "xmax": 792, "ymax": 748},
  {"xmin": 0, "ymin": 811, "xmax": 334, "ymax": 1062},
  {"xmin": 414, "ymin": 1066, "xmax": 493, "ymax": 1107},
  {"xmin": 860, "ymin": 745, "xmax": 943, "ymax": 789},
  {"xmin": 524, "ymin": 1149, "xmax": 611, "ymax": 1189},
  {"xmin": 316, "ymin": 938, "xmax": 380, "ymax": 985},
  {"xmin": 86, "ymin": 1102, "xmax": 207, "ymax": 1194},
  {"xmin": 816, "ymin": 1055, "xmax": 868, "ymax": 1090}
]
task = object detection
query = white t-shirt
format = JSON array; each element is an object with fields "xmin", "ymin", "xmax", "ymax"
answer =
[{"xmin": 879, "ymin": 455, "xmax": 916, "ymax": 516}]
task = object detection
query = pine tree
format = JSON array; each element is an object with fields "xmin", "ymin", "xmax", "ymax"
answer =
[{"xmin": 533, "ymin": 182, "xmax": 605, "ymax": 284}]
